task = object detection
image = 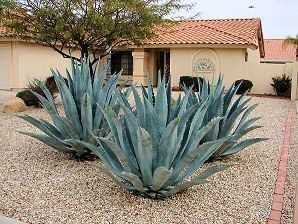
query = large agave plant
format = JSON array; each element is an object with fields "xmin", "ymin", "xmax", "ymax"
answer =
[
  {"xmin": 186, "ymin": 75, "xmax": 267, "ymax": 160},
  {"xmin": 79, "ymin": 76, "xmax": 233, "ymax": 198},
  {"xmin": 18, "ymin": 57, "xmax": 129, "ymax": 157}
]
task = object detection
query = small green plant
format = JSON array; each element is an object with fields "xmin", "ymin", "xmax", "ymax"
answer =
[
  {"xmin": 235, "ymin": 79, "xmax": 253, "ymax": 94},
  {"xmin": 78, "ymin": 76, "xmax": 232, "ymax": 198},
  {"xmin": 16, "ymin": 79, "xmax": 55, "ymax": 108},
  {"xmin": 271, "ymin": 74, "xmax": 292, "ymax": 96},
  {"xmin": 16, "ymin": 89, "xmax": 42, "ymax": 107},
  {"xmin": 45, "ymin": 76, "xmax": 68, "ymax": 93},
  {"xmin": 179, "ymin": 76, "xmax": 203, "ymax": 91},
  {"xmin": 186, "ymin": 76, "xmax": 267, "ymax": 160},
  {"xmin": 18, "ymin": 57, "xmax": 128, "ymax": 158}
]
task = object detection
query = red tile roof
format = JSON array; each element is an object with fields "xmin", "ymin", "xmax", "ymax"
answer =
[
  {"xmin": 147, "ymin": 18, "xmax": 262, "ymax": 47},
  {"xmin": 1, "ymin": 18, "xmax": 265, "ymax": 57},
  {"xmin": 262, "ymin": 39, "xmax": 296, "ymax": 62}
]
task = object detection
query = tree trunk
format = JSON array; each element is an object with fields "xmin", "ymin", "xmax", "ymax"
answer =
[{"xmin": 80, "ymin": 46, "xmax": 96, "ymax": 81}]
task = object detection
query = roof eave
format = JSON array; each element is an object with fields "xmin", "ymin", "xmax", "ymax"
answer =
[
  {"xmin": 129, "ymin": 43, "xmax": 256, "ymax": 49},
  {"xmin": 257, "ymin": 22, "xmax": 265, "ymax": 58}
]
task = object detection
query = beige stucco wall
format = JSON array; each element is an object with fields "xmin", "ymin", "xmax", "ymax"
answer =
[
  {"xmin": 167, "ymin": 47, "xmax": 295, "ymax": 95},
  {"xmin": 170, "ymin": 47, "xmax": 248, "ymax": 87},
  {"xmin": 3, "ymin": 40, "xmax": 295, "ymax": 96},
  {"xmin": 247, "ymin": 62, "xmax": 294, "ymax": 94},
  {"xmin": 17, "ymin": 42, "xmax": 80, "ymax": 88},
  {"xmin": 291, "ymin": 61, "xmax": 298, "ymax": 100}
]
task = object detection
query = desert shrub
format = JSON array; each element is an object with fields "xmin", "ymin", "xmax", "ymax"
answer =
[
  {"xmin": 179, "ymin": 76, "xmax": 203, "ymax": 91},
  {"xmin": 271, "ymin": 74, "xmax": 291, "ymax": 96},
  {"xmin": 45, "ymin": 76, "xmax": 68, "ymax": 93},
  {"xmin": 16, "ymin": 89, "xmax": 41, "ymax": 107},
  {"xmin": 18, "ymin": 57, "xmax": 129, "ymax": 158},
  {"xmin": 235, "ymin": 79, "xmax": 253, "ymax": 94},
  {"xmin": 179, "ymin": 76, "xmax": 193, "ymax": 88},
  {"xmin": 185, "ymin": 75, "xmax": 266, "ymax": 160},
  {"xmin": 16, "ymin": 79, "xmax": 55, "ymax": 108},
  {"xmin": 80, "ymin": 75, "xmax": 231, "ymax": 198}
]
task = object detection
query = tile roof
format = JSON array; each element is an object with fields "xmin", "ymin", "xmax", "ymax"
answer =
[
  {"xmin": 262, "ymin": 39, "xmax": 296, "ymax": 62},
  {"xmin": 147, "ymin": 18, "xmax": 262, "ymax": 47}
]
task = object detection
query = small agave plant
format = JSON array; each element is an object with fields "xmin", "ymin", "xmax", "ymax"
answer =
[
  {"xmin": 80, "ymin": 76, "xmax": 233, "ymax": 198},
  {"xmin": 18, "ymin": 57, "xmax": 129, "ymax": 157},
  {"xmin": 186, "ymin": 75, "xmax": 267, "ymax": 160}
]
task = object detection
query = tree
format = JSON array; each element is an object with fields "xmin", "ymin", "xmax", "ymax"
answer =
[
  {"xmin": 283, "ymin": 34, "xmax": 298, "ymax": 61},
  {"xmin": 0, "ymin": 0, "xmax": 191, "ymax": 73}
]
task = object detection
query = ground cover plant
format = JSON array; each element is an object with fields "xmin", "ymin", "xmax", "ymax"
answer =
[{"xmin": 18, "ymin": 57, "xmax": 129, "ymax": 157}]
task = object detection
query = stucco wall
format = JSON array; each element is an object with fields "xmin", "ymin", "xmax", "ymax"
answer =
[
  {"xmin": 247, "ymin": 62, "xmax": 293, "ymax": 94},
  {"xmin": 169, "ymin": 47, "xmax": 294, "ymax": 94},
  {"xmin": 17, "ymin": 42, "xmax": 79, "ymax": 88},
  {"xmin": 170, "ymin": 47, "xmax": 248, "ymax": 87}
]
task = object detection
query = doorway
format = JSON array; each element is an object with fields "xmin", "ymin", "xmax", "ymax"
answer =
[{"xmin": 157, "ymin": 50, "xmax": 170, "ymax": 81}]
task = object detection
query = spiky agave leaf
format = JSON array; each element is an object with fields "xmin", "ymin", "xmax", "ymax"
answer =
[
  {"xmin": 186, "ymin": 75, "xmax": 267, "ymax": 159},
  {"xmin": 18, "ymin": 57, "xmax": 129, "ymax": 157},
  {"xmin": 81, "ymin": 77, "xmax": 233, "ymax": 198}
]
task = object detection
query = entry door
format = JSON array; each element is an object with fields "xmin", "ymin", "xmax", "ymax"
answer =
[
  {"xmin": 0, "ymin": 44, "xmax": 11, "ymax": 90},
  {"xmin": 159, "ymin": 51, "xmax": 170, "ymax": 79}
]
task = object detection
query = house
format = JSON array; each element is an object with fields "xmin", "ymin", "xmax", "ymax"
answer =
[
  {"xmin": 0, "ymin": 18, "xmax": 297, "ymax": 97},
  {"xmin": 0, "ymin": 27, "xmax": 76, "ymax": 90},
  {"xmin": 128, "ymin": 18, "xmax": 265, "ymax": 88},
  {"xmin": 112, "ymin": 18, "xmax": 296, "ymax": 95}
]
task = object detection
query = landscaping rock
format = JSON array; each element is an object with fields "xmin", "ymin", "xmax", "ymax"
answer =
[
  {"xmin": 2, "ymin": 98, "xmax": 27, "ymax": 113},
  {"xmin": 0, "ymin": 215, "xmax": 25, "ymax": 224}
]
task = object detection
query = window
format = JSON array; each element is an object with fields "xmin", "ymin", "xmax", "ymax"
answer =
[{"xmin": 110, "ymin": 51, "xmax": 133, "ymax": 75}]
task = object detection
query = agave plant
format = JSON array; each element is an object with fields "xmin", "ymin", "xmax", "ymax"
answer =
[
  {"xmin": 185, "ymin": 75, "xmax": 267, "ymax": 160},
  {"xmin": 78, "ymin": 76, "xmax": 233, "ymax": 198},
  {"xmin": 18, "ymin": 57, "xmax": 129, "ymax": 157}
]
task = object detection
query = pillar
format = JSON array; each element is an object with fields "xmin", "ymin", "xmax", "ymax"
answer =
[{"xmin": 132, "ymin": 49, "xmax": 149, "ymax": 86}]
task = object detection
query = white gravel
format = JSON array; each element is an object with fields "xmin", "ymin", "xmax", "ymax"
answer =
[{"xmin": 0, "ymin": 96, "xmax": 293, "ymax": 224}]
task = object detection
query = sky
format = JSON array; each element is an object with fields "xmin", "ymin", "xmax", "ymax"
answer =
[{"xmin": 178, "ymin": 0, "xmax": 298, "ymax": 38}]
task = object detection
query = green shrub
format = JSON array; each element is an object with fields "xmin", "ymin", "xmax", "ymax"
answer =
[
  {"xmin": 271, "ymin": 74, "xmax": 291, "ymax": 96},
  {"xmin": 45, "ymin": 76, "xmax": 68, "ymax": 93},
  {"xmin": 79, "ymin": 75, "xmax": 232, "ymax": 198},
  {"xmin": 235, "ymin": 79, "xmax": 253, "ymax": 94},
  {"xmin": 179, "ymin": 76, "xmax": 203, "ymax": 91},
  {"xmin": 18, "ymin": 57, "xmax": 128, "ymax": 158},
  {"xmin": 16, "ymin": 79, "xmax": 55, "ymax": 108},
  {"xmin": 186, "ymin": 75, "xmax": 267, "ymax": 160},
  {"xmin": 16, "ymin": 89, "xmax": 41, "ymax": 107}
]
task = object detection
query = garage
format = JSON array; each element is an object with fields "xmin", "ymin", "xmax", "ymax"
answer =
[{"xmin": 0, "ymin": 44, "xmax": 11, "ymax": 90}]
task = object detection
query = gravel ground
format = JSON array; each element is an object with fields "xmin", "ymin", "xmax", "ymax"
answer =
[
  {"xmin": 0, "ymin": 90, "xmax": 18, "ymax": 110},
  {"xmin": 281, "ymin": 113, "xmax": 298, "ymax": 224},
  {"xmin": 0, "ymin": 96, "xmax": 293, "ymax": 224}
]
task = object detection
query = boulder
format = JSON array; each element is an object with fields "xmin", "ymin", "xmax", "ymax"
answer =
[{"xmin": 2, "ymin": 97, "xmax": 27, "ymax": 113}]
